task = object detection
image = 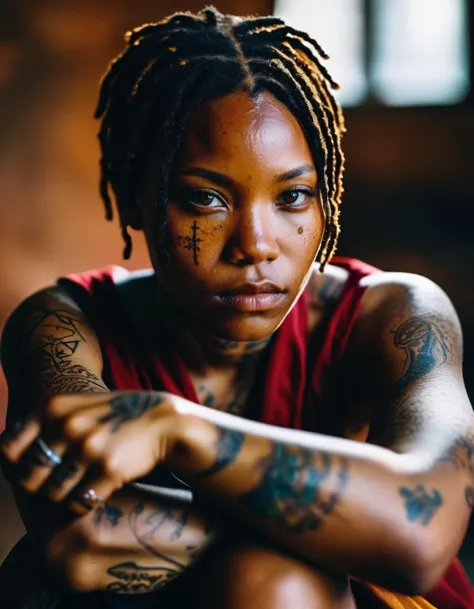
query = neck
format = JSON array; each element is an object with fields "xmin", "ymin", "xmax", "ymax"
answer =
[{"xmin": 156, "ymin": 293, "xmax": 271, "ymax": 373}]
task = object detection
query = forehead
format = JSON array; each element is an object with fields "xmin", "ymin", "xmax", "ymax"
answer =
[{"xmin": 177, "ymin": 89, "xmax": 313, "ymax": 171}]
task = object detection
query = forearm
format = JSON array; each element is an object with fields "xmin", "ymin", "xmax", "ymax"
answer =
[
  {"xmin": 170, "ymin": 400, "xmax": 469, "ymax": 594},
  {"xmin": 45, "ymin": 484, "xmax": 221, "ymax": 593}
]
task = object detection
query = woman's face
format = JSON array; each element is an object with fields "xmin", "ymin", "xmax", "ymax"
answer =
[{"xmin": 141, "ymin": 90, "xmax": 324, "ymax": 341}]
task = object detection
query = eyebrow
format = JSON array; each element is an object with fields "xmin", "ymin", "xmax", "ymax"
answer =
[
  {"xmin": 275, "ymin": 164, "xmax": 315, "ymax": 183},
  {"xmin": 180, "ymin": 163, "xmax": 316, "ymax": 187}
]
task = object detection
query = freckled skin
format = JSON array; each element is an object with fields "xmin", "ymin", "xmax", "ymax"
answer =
[{"xmin": 139, "ymin": 90, "xmax": 324, "ymax": 343}]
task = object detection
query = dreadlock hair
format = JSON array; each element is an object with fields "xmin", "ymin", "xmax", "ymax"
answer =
[{"xmin": 95, "ymin": 5, "xmax": 346, "ymax": 269}]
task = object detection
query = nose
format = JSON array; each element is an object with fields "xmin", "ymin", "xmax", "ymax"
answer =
[{"xmin": 224, "ymin": 204, "xmax": 280, "ymax": 266}]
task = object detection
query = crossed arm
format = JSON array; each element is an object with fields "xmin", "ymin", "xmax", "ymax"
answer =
[
  {"xmin": 0, "ymin": 287, "xmax": 221, "ymax": 594},
  {"xmin": 1, "ymin": 272, "xmax": 474, "ymax": 596}
]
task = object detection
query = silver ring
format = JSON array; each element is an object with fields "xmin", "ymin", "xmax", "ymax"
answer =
[
  {"xmin": 35, "ymin": 437, "xmax": 62, "ymax": 467},
  {"xmin": 77, "ymin": 488, "xmax": 104, "ymax": 510}
]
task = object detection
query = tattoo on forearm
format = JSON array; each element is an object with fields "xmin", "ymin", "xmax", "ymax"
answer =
[
  {"xmin": 128, "ymin": 502, "xmax": 187, "ymax": 568},
  {"xmin": 94, "ymin": 499, "xmax": 213, "ymax": 593},
  {"xmin": 399, "ymin": 484, "xmax": 443, "ymax": 525},
  {"xmin": 439, "ymin": 436, "xmax": 474, "ymax": 476},
  {"xmin": 393, "ymin": 316, "xmax": 450, "ymax": 391},
  {"xmin": 99, "ymin": 394, "xmax": 163, "ymax": 432},
  {"xmin": 437, "ymin": 435, "xmax": 474, "ymax": 508},
  {"xmin": 94, "ymin": 504, "xmax": 124, "ymax": 527},
  {"xmin": 239, "ymin": 444, "xmax": 350, "ymax": 532},
  {"xmin": 199, "ymin": 428, "xmax": 245, "ymax": 478},
  {"xmin": 106, "ymin": 561, "xmax": 179, "ymax": 593}
]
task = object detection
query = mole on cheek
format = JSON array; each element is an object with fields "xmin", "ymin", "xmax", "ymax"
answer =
[{"xmin": 298, "ymin": 226, "xmax": 304, "ymax": 235}]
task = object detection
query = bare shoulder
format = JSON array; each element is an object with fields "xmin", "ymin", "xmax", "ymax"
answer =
[
  {"xmin": 2, "ymin": 284, "xmax": 91, "ymax": 349},
  {"xmin": 1, "ymin": 283, "xmax": 107, "ymax": 405},
  {"xmin": 340, "ymin": 270, "xmax": 471, "ymax": 451},
  {"xmin": 355, "ymin": 271, "xmax": 461, "ymax": 347}
]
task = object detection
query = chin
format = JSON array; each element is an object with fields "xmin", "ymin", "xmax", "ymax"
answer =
[{"xmin": 208, "ymin": 312, "xmax": 286, "ymax": 343}]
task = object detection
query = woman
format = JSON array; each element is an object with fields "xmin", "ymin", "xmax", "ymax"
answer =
[{"xmin": 1, "ymin": 6, "xmax": 473, "ymax": 609}]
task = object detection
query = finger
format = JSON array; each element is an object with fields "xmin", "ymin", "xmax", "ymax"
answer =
[
  {"xmin": 17, "ymin": 405, "xmax": 100, "ymax": 494},
  {"xmin": 46, "ymin": 418, "xmax": 115, "ymax": 505},
  {"xmin": 69, "ymin": 476, "xmax": 121, "ymax": 516},
  {"xmin": 17, "ymin": 438, "xmax": 69, "ymax": 493},
  {"xmin": 44, "ymin": 456, "xmax": 88, "ymax": 502},
  {"xmin": 0, "ymin": 417, "xmax": 42, "ymax": 464}
]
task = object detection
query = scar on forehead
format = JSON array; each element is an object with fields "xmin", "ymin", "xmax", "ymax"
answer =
[{"xmin": 298, "ymin": 226, "xmax": 304, "ymax": 234}]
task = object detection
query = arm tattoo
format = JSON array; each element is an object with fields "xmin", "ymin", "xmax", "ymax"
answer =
[
  {"xmin": 106, "ymin": 561, "xmax": 179, "ymax": 593},
  {"xmin": 198, "ymin": 428, "xmax": 245, "ymax": 478},
  {"xmin": 31, "ymin": 308, "xmax": 86, "ymax": 368},
  {"xmin": 93, "ymin": 498, "xmax": 214, "ymax": 594},
  {"xmin": 239, "ymin": 444, "xmax": 349, "ymax": 533},
  {"xmin": 465, "ymin": 487, "xmax": 474, "ymax": 509},
  {"xmin": 128, "ymin": 502, "xmax": 188, "ymax": 567},
  {"xmin": 393, "ymin": 316, "xmax": 450, "ymax": 391},
  {"xmin": 98, "ymin": 394, "xmax": 163, "ymax": 433},
  {"xmin": 399, "ymin": 484, "xmax": 443, "ymax": 525},
  {"xmin": 42, "ymin": 365, "xmax": 108, "ymax": 393},
  {"xmin": 437, "ymin": 435, "xmax": 474, "ymax": 509},
  {"xmin": 28, "ymin": 307, "xmax": 108, "ymax": 394},
  {"xmin": 438, "ymin": 436, "xmax": 474, "ymax": 476}
]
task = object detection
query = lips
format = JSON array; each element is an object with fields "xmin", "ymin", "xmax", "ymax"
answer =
[
  {"xmin": 215, "ymin": 282, "xmax": 287, "ymax": 312},
  {"xmin": 219, "ymin": 281, "xmax": 285, "ymax": 296}
]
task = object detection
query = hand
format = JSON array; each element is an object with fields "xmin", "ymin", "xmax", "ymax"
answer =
[{"xmin": 0, "ymin": 392, "xmax": 183, "ymax": 514}]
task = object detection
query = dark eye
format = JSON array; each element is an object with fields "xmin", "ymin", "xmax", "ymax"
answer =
[
  {"xmin": 277, "ymin": 188, "xmax": 315, "ymax": 207},
  {"xmin": 185, "ymin": 190, "xmax": 224, "ymax": 209}
]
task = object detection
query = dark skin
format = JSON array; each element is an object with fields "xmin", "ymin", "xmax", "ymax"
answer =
[
  {"xmin": 1, "ymin": 90, "xmax": 473, "ymax": 608},
  {"xmin": 138, "ymin": 90, "xmax": 324, "ymax": 367}
]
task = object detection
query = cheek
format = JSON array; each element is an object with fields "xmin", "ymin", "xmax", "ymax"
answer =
[
  {"xmin": 289, "ymin": 207, "xmax": 325, "ymax": 261},
  {"xmin": 160, "ymin": 212, "xmax": 225, "ymax": 274}
]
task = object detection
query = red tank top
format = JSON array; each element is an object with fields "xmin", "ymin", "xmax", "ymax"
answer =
[{"xmin": 60, "ymin": 257, "xmax": 473, "ymax": 609}]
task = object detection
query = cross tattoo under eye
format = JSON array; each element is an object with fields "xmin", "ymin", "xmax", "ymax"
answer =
[{"xmin": 178, "ymin": 221, "xmax": 202, "ymax": 265}]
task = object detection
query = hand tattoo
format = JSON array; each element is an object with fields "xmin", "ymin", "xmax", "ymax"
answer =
[
  {"xmin": 99, "ymin": 394, "xmax": 163, "ymax": 433},
  {"xmin": 95, "ymin": 504, "xmax": 124, "ymax": 527}
]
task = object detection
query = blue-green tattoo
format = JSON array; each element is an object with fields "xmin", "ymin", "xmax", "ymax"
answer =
[
  {"xmin": 399, "ymin": 484, "xmax": 443, "ymax": 525},
  {"xmin": 239, "ymin": 444, "xmax": 350, "ymax": 532}
]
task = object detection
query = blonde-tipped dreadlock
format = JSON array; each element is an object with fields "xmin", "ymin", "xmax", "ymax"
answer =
[{"xmin": 95, "ymin": 5, "xmax": 346, "ymax": 269}]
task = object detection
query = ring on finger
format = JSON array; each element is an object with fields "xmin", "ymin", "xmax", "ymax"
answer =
[
  {"xmin": 32, "ymin": 438, "xmax": 63, "ymax": 467},
  {"xmin": 75, "ymin": 488, "xmax": 104, "ymax": 510}
]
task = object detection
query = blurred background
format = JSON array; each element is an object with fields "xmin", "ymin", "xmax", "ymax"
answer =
[{"xmin": 0, "ymin": 0, "xmax": 473, "ymax": 576}]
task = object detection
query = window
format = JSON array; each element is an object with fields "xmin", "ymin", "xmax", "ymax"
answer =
[{"xmin": 273, "ymin": 0, "xmax": 470, "ymax": 107}]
